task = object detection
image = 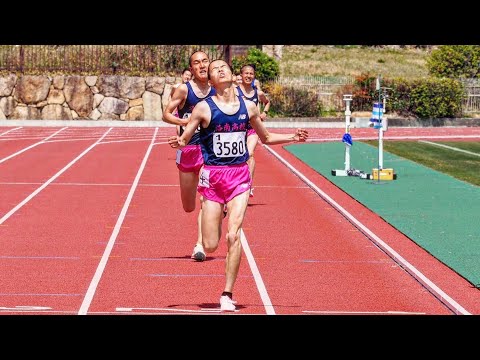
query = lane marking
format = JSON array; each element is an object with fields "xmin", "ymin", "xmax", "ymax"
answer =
[
  {"xmin": 0, "ymin": 127, "xmax": 67, "ymax": 164},
  {"xmin": 78, "ymin": 128, "xmax": 158, "ymax": 315},
  {"xmin": 419, "ymin": 140, "xmax": 480, "ymax": 157},
  {"xmin": 263, "ymin": 144, "xmax": 471, "ymax": 315},
  {"xmin": 0, "ymin": 306, "xmax": 52, "ymax": 311},
  {"xmin": 0, "ymin": 128, "xmax": 112, "ymax": 226},
  {"xmin": 0, "ymin": 127, "xmax": 22, "ymax": 136},
  {"xmin": 240, "ymin": 229, "xmax": 275, "ymax": 315}
]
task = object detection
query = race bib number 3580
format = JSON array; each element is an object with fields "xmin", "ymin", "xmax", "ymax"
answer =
[{"xmin": 213, "ymin": 131, "xmax": 246, "ymax": 157}]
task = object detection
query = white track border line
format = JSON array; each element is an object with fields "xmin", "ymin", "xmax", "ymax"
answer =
[
  {"xmin": 0, "ymin": 128, "xmax": 112, "ymax": 226},
  {"xmin": 0, "ymin": 127, "xmax": 67, "ymax": 164},
  {"xmin": 78, "ymin": 128, "xmax": 159, "ymax": 315},
  {"xmin": 263, "ymin": 144, "xmax": 471, "ymax": 315},
  {"xmin": 419, "ymin": 140, "xmax": 480, "ymax": 157},
  {"xmin": 240, "ymin": 229, "xmax": 275, "ymax": 315}
]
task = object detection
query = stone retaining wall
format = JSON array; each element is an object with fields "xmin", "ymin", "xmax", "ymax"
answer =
[{"xmin": 0, "ymin": 74, "xmax": 181, "ymax": 121}]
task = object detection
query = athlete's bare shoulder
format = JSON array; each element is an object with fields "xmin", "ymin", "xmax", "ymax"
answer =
[
  {"xmin": 192, "ymin": 99, "xmax": 212, "ymax": 126},
  {"xmin": 243, "ymin": 98, "xmax": 258, "ymax": 111},
  {"xmin": 174, "ymin": 82, "xmax": 189, "ymax": 98}
]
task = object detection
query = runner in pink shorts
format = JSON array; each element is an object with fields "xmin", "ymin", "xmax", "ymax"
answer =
[
  {"xmin": 198, "ymin": 163, "xmax": 250, "ymax": 204},
  {"xmin": 168, "ymin": 59, "xmax": 308, "ymax": 312},
  {"xmin": 162, "ymin": 50, "xmax": 216, "ymax": 262},
  {"xmin": 176, "ymin": 144, "xmax": 203, "ymax": 174}
]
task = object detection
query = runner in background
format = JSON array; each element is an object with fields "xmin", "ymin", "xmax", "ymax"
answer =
[
  {"xmin": 235, "ymin": 64, "xmax": 271, "ymax": 197},
  {"xmin": 162, "ymin": 51, "xmax": 215, "ymax": 261}
]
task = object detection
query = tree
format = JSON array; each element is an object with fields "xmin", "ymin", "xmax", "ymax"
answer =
[
  {"xmin": 231, "ymin": 48, "xmax": 279, "ymax": 83},
  {"xmin": 427, "ymin": 45, "xmax": 480, "ymax": 79}
]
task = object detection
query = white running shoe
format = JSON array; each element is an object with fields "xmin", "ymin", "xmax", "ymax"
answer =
[
  {"xmin": 191, "ymin": 243, "xmax": 206, "ymax": 261},
  {"xmin": 220, "ymin": 295, "xmax": 237, "ymax": 312}
]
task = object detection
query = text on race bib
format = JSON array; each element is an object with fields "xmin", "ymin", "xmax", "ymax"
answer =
[
  {"xmin": 213, "ymin": 131, "xmax": 246, "ymax": 157},
  {"xmin": 180, "ymin": 112, "xmax": 200, "ymax": 133}
]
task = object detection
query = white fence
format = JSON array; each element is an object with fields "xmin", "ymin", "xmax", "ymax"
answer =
[
  {"xmin": 274, "ymin": 76, "xmax": 480, "ymax": 114},
  {"xmin": 272, "ymin": 76, "xmax": 355, "ymax": 111},
  {"xmin": 460, "ymin": 79, "xmax": 480, "ymax": 113}
]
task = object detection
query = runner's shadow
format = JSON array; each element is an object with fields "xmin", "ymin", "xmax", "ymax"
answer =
[
  {"xmin": 199, "ymin": 303, "xmax": 246, "ymax": 310},
  {"xmin": 159, "ymin": 255, "xmax": 219, "ymax": 262},
  {"xmin": 247, "ymin": 203, "xmax": 266, "ymax": 207}
]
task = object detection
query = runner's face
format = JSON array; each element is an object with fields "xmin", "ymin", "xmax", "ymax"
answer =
[
  {"xmin": 182, "ymin": 71, "xmax": 192, "ymax": 82},
  {"xmin": 236, "ymin": 75, "xmax": 243, "ymax": 85},
  {"xmin": 209, "ymin": 60, "xmax": 232, "ymax": 86},
  {"xmin": 190, "ymin": 52, "xmax": 209, "ymax": 80},
  {"xmin": 241, "ymin": 67, "xmax": 254, "ymax": 85}
]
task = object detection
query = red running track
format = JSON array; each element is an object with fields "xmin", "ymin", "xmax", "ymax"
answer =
[{"xmin": 0, "ymin": 126, "xmax": 479, "ymax": 315}]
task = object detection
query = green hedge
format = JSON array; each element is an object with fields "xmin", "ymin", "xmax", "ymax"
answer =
[{"xmin": 351, "ymin": 74, "xmax": 465, "ymax": 119}]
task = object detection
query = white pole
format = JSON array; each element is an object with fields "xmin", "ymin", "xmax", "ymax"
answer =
[
  {"xmin": 343, "ymin": 95, "xmax": 352, "ymax": 171},
  {"xmin": 378, "ymin": 91, "xmax": 387, "ymax": 170},
  {"xmin": 378, "ymin": 122, "xmax": 384, "ymax": 170}
]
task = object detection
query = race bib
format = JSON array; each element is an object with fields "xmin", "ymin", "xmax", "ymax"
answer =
[
  {"xmin": 181, "ymin": 112, "xmax": 200, "ymax": 133},
  {"xmin": 213, "ymin": 131, "xmax": 246, "ymax": 158}
]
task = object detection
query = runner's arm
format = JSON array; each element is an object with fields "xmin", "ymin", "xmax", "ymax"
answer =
[{"xmin": 163, "ymin": 83, "xmax": 189, "ymax": 126}]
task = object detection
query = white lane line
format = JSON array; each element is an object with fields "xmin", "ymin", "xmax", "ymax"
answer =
[
  {"xmin": 116, "ymin": 307, "xmax": 222, "ymax": 313},
  {"xmin": 0, "ymin": 306, "xmax": 52, "ymax": 311},
  {"xmin": 78, "ymin": 128, "xmax": 159, "ymax": 315},
  {"xmin": 98, "ymin": 138, "xmax": 153, "ymax": 145},
  {"xmin": 419, "ymin": 140, "xmax": 480, "ymax": 157},
  {"xmin": 0, "ymin": 127, "xmax": 22, "ymax": 136},
  {"xmin": 0, "ymin": 127, "xmax": 68, "ymax": 164},
  {"xmin": 240, "ymin": 229, "xmax": 275, "ymax": 315},
  {"xmin": 263, "ymin": 144, "xmax": 471, "ymax": 315},
  {"xmin": 0, "ymin": 128, "xmax": 112, "ymax": 226},
  {"xmin": 302, "ymin": 310, "xmax": 426, "ymax": 315}
]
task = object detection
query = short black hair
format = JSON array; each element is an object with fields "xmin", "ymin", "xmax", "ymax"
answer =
[
  {"xmin": 189, "ymin": 50, "xmax": 208, "ymax": 67},
  {"xmin": 182, "ymin": 68, "xmax": 191, "ymax": 74},
  {"xmin": 240, "ymin": 64, "xmax": 256, "ymax": 74}
]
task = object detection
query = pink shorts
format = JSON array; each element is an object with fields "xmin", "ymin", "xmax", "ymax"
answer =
[
  {"xmin": 176, "ymin": 145, "xmax": 203, "ymax": 174},
  {"xmin": 247, "ymin": 128, "xmax": 257, "ymax": 136},
  {"xmin": 197, "ymin": 163, "xmax": 251, "ymax": 204}
]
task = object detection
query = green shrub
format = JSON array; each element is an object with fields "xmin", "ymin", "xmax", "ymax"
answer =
[
  {"xmin": 409, "ymin": 78, "xmax": 464, "ymax": 118},
  {"xmin": 231, "ymin": 48, "xmax": 279, "ymax": 83},
  {"xmin": 347, "ymin": 74, "xmax": 465, "ymax": 119},
  {"xmin": 427, "ymin": 45, "xmax": 480, "ymax": 79}
]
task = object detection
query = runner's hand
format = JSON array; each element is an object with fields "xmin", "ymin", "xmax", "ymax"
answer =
[
  {"xmin": 294, "ymin": 129, "xmax": 309, "ymax": 142},
  {"xmin": 168, "ymin": 136, "xmax": 186, "ymax": 148}
]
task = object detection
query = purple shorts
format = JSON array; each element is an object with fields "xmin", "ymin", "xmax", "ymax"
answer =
[
  {"xmin": 247, "ymin": 128, "xmax": 257, "ymax": 136},
  {"xmin": 197, "ymin": 163, "xmax": 251, "ymax": 204},
  {"xmin": 176, "ymin": 145, "xmax": 203, "ymax": 174}
]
